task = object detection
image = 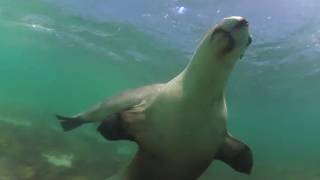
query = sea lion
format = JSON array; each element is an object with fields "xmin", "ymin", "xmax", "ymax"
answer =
[{"xmin": 56, "ymin": 16, "xmax": 253, "ymax": 180}]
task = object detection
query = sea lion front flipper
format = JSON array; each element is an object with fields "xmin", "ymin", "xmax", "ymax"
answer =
[
  {"xmin": 215, "ymin": 134, "xmax": 253, "ymax": 175},
  {"xmin": 97, "ymin": 113, "xmax": 134, "ymax": 141},
  {"xmin": 97, "ymin": 102, "xmax": 146, "ymax": 141}
]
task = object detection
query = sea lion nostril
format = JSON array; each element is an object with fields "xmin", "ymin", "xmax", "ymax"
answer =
[
  {"xmin": 240, "ymin": 18, "xmax": 249, "ymax": 24},
  {"xmin": 239, "ymin": 18, "xmax": 249, "ymax": 25},
  {"xmin": 234, "ymin": 18, "xmax": 249, "ymax": 29}
]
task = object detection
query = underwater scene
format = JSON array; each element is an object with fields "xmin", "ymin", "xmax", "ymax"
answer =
[{"xmin": 0, "ymin": 0, "xmax": 320, "ymax": 179}]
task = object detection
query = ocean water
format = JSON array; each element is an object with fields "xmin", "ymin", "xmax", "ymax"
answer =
[{"xmin": 0, "ymin": 0, "xmax": 320, "ymax": 179}]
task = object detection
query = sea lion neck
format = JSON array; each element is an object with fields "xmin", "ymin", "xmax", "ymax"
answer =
[{"xmin": 171, "ymin": 50, "xmax": 235, "ymax": 104}]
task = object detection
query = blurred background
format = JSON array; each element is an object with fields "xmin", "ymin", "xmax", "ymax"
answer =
[{"xmin": 0, "ymin": 0, "xmax": 320, "ymax": 179}]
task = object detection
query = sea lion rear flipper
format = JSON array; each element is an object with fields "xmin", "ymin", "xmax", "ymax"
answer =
[
  {"xmin": 215, "ymin": 134, "xmax": 253, "ymax": 175},
  {"xmin": 56, "ymin": 115, "xmax": 85, "ymax": 131}
]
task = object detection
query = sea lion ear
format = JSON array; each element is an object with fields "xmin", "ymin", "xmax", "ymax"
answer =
[{"xmin": 215, "ymin": 134, "xmax": 253, "ymax": 175}]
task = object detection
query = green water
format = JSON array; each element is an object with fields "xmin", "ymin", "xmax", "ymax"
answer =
[{"xmin": 1, "ymin": 0, "xmax": 320, "ymax": 179}]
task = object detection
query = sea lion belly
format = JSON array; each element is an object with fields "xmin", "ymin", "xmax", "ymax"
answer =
[{"xmin": 136, "ymin": 85, "xmax": 227, "ymax": 160}]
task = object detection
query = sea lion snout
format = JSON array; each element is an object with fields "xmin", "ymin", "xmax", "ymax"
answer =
[
  {"xmin": 212, "ymin": 17, "xmax": 249, "ymax": 36},
  {"xmin": 208, "ymin": 16, "xmax": 251, "ymax": 59},
  {"xmin": 233, "ymin": 17, "xmax": 249, "ymax": 29},
  {"xmin": 210, "ymin": 16, "xmax": 252, "ymax": 49},
  {"xmin": 222, "ymin": 16, "xmax": 249, "ymax": 31}
]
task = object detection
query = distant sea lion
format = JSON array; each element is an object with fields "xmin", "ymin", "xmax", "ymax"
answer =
[{"xmin": 57, "ymin": 16, "xmax": 253, "ymax": 180}]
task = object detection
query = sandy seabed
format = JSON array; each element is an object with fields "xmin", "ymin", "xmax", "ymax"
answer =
[
  {"xmin": 0, "ymin": 120, "xmax": 319, "ymax": 180},
  {"xmin": 0, "ymin": 120, "xmax": 129, "ymax": 180}
]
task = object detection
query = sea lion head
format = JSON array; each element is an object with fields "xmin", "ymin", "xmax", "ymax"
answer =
[
  {"xmin": 212, "ymin": 16, "xmax": 251, "ymax": 59},
  {"xmin": 181, "ymin": 16, "xmax": 252, "ymax": 97},
  {"xmin": 194, "ymin": 16, "xmax": 252, "ymax": 67}
]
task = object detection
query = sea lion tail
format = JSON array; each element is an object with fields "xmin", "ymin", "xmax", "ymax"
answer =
[{"xmin": 55, "ymin": 115, "xmax": 85, "ymax": 131}]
